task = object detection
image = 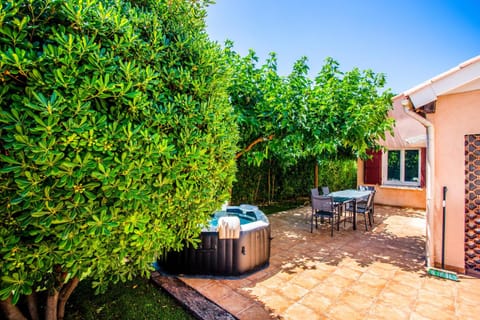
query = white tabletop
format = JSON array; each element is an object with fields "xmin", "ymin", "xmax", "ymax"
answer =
[{"xmin": 328, "ymin": 189, "xmax": 371, "ymax": 200}]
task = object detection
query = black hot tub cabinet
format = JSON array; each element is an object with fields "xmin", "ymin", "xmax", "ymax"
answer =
[{"xmin": 158, "ymin": 205, "xmax": 271, "ymax": 276}]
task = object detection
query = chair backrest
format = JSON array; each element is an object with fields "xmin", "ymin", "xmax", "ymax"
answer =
[
  {"xmin": 311, "ymin": 188, "xmax": 319, "ymax": 197},
  {"xmin": 358, "ymin": 185, "xmax": 375, "ymax": 191},
  {"xmin": 321, "ymin": 186, "xmax": 330, "ymax": 195},
  {"xmin": 311, "ymin": 195, "xmax": 334, "ymax": 213},
  {"xmin": 365, "ymin": 191, "xmax": 375, "ymax": 209}
]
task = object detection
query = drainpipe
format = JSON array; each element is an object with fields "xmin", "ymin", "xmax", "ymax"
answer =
[{"xmin": 401, "ymin": 99, "xmax": 435, "ymax": 268}]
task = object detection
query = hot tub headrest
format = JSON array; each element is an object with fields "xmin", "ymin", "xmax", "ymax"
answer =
[{"xmin": 217, "ymin": 216, "xmax": 240, "ymax": 239}]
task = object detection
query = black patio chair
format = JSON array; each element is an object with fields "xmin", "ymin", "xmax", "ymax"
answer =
[
  {"xmin": 321, "ymin": 186, "xmax": 330, "ymax": 195},
  {"xmin": 311, "ymin": 192, "xmax": 340, "ymax": 236},
  {"xmin": 357, "ymin": 185, "xmax": 376, "ymax": 223},
  {"xmin": 357, "ymin": 185, "xmax": 375, "ymax": 191},
  {"xmin": 346, "ymin": 191, "xmax": 375, "ymax": 231}
]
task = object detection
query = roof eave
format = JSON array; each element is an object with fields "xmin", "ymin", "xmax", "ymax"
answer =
[{"xmin": 401, "ymin": 55, "xmax": 480, "ymax": 109}]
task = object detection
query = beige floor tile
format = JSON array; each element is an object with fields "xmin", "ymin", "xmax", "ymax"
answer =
[
  {"xmin": 199, "ymin": 282, "xmax": 236, "ymax": 301},
  {"xmin": 322, "ymin": 273, "xmax": 355, "ymax": 289},
  {"xmin": 236, "ymin": 304, "xmax": 276, "ymax": 320},
  {"xmin": 348, "ymin": 282, "xmax": 383, "ymax": 298},
  {"xmin": 339, "ymin": 291, "xmax": 375, "ymax": 311},
  {"xmin": 421, "ymin": 278, "xmax": 457, "ymax": 297},
  {"xmin": 300, "ymin": 291, "xmax": 334, "ymax": 312},
  {"xmin": 217, "ymin": 291, "xmax": 257, "ymax": 315},
  {"xmin": 260, "ymin": 274, "xmax": 291, "ymax": 290},
  {"xmin": 390, "ymin": 270, "xmax": 425, "ymax": 289},
  {"xmin": 262, "ymin": 292, "xmax": 294, "ymax": 315},
  {"xmin": 220, "ymin": 277, "xmax": 253, "ymax": 290},
  {"xmin": 413, "ymin": 303, "xmax": 456, "ymax": 320},
  {"xmin": 368, "ymin": 302, "xmax": 411, "ymax": 319},
  {"xmin": 377, "ymin": 289, "xmax": 416, "ymax": 309},
  {"xmin": 283, "ymin": 303, "xmax": 324, "ymax": 320},
  {"xmin": 278, "ymin": 282, "xmax": 309, "ymax": 301},
  {"xmin": 384, "ymin": 280, "xmax": 419, "ymax": 298},
  {"xmin": 311, "ymin": 282, "xmax": 344, "ymax": 300},
  {"xmin": 179, "ymin": 276, "xmax": 215, "ymax": 289},
  {"xmin": 416, "ymin": 290, "xmax": 455, "ymax": 310},
  {"xmin": 327, "ymin": 302, "xmax": 367, "ymax": 320},
  {"xmin": 291, "ymin": 272, "xmax": 323, "ymax": 290},
  {"xmin": 356, "ymin": 272, "xmax": 389, "ymax": 288},
  {"xmin": 364, "ymin": 263, "xmax": 397, "ymax": 280},
  {"xmin": 332, "ymin": 266, "xmax": 363, "ymax": 281},
  {"xmin": 409, "ymin": 311, "xmax": 435, "ymax": 320},
  {"xmin": 455, "ymin": 299, "xmax": 479, "ymax": 320},
  {"xmin": 247, "ymin": 283, "xmax": 272, "ymax": 298}
]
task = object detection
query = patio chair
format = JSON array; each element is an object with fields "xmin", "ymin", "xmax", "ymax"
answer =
[
  {"xmin": 357, "ymin": 185, "xmax": 375, "ymax": 191},
  {"xmin": 311, "ymin": 194, "xmax": 339, "ymax": 236},
  {"xmin": 321, "ymin": 186, "xmax": 330, "ymax": 195},
  {"xmin": 346, "ymin": 191, "xmax": 375, "ymax": 231},
  {"xmin": 357, "ymin": 185, "xmax": 376, "ymax": 223}
]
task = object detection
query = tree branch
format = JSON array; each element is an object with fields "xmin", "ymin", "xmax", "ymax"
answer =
[
  {"xmin": 235, "ymin": 134, "xmax": 274, "ymax": 159},
  {"xmin": 0, "ymin": 296, "xmax": 27, "ymax": 320},
  {"xmin": 26, "ymin": 292, "xmax": 39, "ymax": 320},
  {"xmin": 57, "ymin": 277, "xmax": 80, "ymax": 320},
  {"xmin": 45, "ymin": 289, "xmax": 59, "ymax": 320}
]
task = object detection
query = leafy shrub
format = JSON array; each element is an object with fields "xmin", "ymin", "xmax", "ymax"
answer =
[
  {"xmin": 232, "ymin": 157, "xmax": 356, "ymax": 204},
  {"xmin": 0, "ymin": 0, "xmax": 237, "ymax": 318}
]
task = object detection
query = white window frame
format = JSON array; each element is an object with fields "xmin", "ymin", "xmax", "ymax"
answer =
[{"xmin": 382, "ymin": 148, "xmax": 421, "ymax": 187}]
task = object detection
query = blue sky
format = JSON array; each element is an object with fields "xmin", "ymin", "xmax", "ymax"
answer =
[{"xmin": 205, "ymin": 0, "xmax": 480, "ymax": 94}]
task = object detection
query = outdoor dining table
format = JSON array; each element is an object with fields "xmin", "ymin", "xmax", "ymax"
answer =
[{"xmin": 328, "ymin": 189, "xmax": 372, "ymax": 230}]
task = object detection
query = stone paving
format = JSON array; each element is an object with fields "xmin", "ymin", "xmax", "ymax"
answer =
[{"xmin": 177, "ymin": 205, "xmax": 479, "ymax": 319}]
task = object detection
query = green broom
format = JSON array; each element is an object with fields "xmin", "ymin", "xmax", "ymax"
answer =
[{"xmin": 427, "ymin": 186, "xmax": 458, "ymax": 281}]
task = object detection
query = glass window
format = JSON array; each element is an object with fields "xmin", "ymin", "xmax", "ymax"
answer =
[
  {"xmin": 404, "ymin": 150, "xmax": 420, "ymax": 183},
  {"xmin": 387, "ymin": 150, "xmax": 400, "ymax": 181},
  {"xmin": 384, "ymin": 149, "xmax": 420, "ymax": 186}
]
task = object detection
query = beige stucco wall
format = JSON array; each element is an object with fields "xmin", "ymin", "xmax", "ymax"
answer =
[
  {"xmin": 427, "ymin": 90, "xmax": 480, "ymax": 273},
  {"xmin": 375, "ymin": 186, "xmax": 426, "ymax": 209},
  {"xmin": 357, "ymin": 159, "xmax": 426, "ymax": 209}
]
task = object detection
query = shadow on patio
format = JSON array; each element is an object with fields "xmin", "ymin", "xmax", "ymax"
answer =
[{"xmin": 271, "ymin": 205, "xmax": 426, "ymax": 275}]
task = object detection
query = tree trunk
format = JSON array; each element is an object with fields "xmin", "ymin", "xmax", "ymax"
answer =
[
  {"xmin": 254, "ymin": 174, "xmax": 261, "ymax": 202},
  {"xmin": 314, "ymin": 161, "xmax": 319, "ymax": 188},
  {"xmin": 45, "ymin": 289, "xmax": 59, "ymax": 320},
  {"xmin": 0, "ymin": 296, "xmax": 27, "ymax": 320},
  {"xmin": 267, "ymin": 163, "xmax": 271, "ymax": 204},
  {"xmin": 26, "ymin": 292, "xmax": 40, "ymax": 320},
  {"xmin": 57, "ymin": 277, "xmax": 80, "ymax": 320},
  {"xmin": 271, "ymin": 174, "xmax": 275, "ymax": 203}
]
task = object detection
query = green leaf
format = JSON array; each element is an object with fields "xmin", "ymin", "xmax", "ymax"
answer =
[{"xmin": 31, "ymin": 211, "xmax": 49, "ymax": 218}]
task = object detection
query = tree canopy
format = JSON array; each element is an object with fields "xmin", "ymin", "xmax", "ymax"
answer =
[
  {"xmin": 0, "ymin": 0, "xmax": 237, "ymax": 319},
  {"xmin": 225, "ymin": 42, "xmax": 394, "ymax": 166}
]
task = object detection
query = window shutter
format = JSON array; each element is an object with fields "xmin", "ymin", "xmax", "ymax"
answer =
[
  {"xmin": 364, "ymin": 150, "xmax": 382, "ymax": 184},
  {"xmin": 420, "ymin": 147, "xmax": 426, "ymax": 187}
]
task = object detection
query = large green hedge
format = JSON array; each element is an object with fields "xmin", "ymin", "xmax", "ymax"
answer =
[
  {"xmin": 0, "ymin": 0, "xmax": 237, "ymax": 318},
  {"xmin": 232, "ymin": 157, "xmax": 356, "ymax": 205}
]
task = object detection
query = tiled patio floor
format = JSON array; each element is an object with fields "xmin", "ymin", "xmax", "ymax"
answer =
[{"xmin": 176, "ymin": 205, "xmax": 478, "ymax": 319}]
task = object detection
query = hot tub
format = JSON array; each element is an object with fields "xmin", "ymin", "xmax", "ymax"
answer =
[{"xmin": 158, "ymin": 204, "xmax": 271, "ymax": 276}]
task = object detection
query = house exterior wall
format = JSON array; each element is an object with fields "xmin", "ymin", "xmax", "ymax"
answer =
[
  {"xmin": 357, "ymin": 96, "xmax": 427, "ymax": 209},
  {"xmin": 427, "ymin": 90, "xmax": 480, "ymax": 273},
  {"xmin": 357, "ymin": 159, "xmax": 426, "ymax": 209}
]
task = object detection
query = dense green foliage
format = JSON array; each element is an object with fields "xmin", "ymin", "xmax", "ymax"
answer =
[
  {"xmin": 225, "ymin": 43, "xmax": 392, "ymax": 204},
  {"xmin": 232, "ymin": 157, "xmax": 356, "ymax": 204},
  {"xmin": 65, "ymin": 278, "xmax": 194, "ymax": 320},
  {"xmin": 0, "ymin": 0, "xmax": 237, "ymax": 318},
  {"xmin": 225, "ymin": 43, "xmax": 394, "ymax": 166}
]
